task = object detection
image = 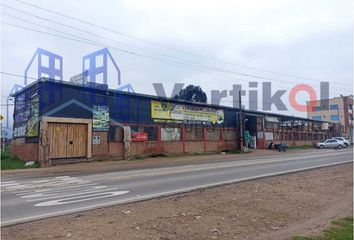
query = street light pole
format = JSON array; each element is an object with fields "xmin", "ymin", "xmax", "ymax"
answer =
[{"xmin": 337, "ymin": 108, "xmax": 341, "ymax": 137}]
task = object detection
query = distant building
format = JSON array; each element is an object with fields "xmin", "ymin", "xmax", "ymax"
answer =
[{"xmin": 307, "ymin": 95, "xmax": 353, "ymax": 142}]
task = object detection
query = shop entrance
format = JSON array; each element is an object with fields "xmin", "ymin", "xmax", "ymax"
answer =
[
  {"xmin": 245, "ymin": 115, "xmax": 258, "ymax": 148},
  {"xmin": 48, "ymin": 123, "xmax": 88, "ymax": 159}
]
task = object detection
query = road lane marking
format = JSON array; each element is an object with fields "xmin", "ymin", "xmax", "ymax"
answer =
[
  {"xmin": 15, "ymin": 183, "xmax": 99, "ymax": 195},
  {"xmin": 34, "ymin": 191, "xmax": 130, "ymax": 206},
  {"xmin": 2, "ymin": 176, "xmax": 129, "ymax": 208},
  {"xmin": 24, "ymin": 187, "xmax": 128, "ymax": 202},
  {"xmin": 86, "ymin": 151, "xmax": 352, "ymax": 182}
]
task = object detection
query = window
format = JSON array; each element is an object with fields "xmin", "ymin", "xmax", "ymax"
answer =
[
  {"xmin": 265, "ymin": 121, "xmax": 274, "ymax": 129},
  {"xmin": 330, "ymin": 104, "xmax": 339, "ymax": 110},
  {"xmin": 109, "ymin": 126, "xmax": 123, "ymax": 142},
  {"xmin": 330, "ymin": 115, "xmax": 339, "ymax": 121},
  {"xmin": 205, "ymin": 127, "xmax": 221, "ymax": 141},
  {"xmin": 312, "ymin": 106, "xmax": 321, "ymax": 111},
  {"xmin": 161, "ymin": 127, "xmax": 181, "ymax": 141},
  {"xmin": 185, "ymin": 126, "xmax": 203, "ymax": 141},
  {"xmin": 312, "ymin": 116, "xmax": 321, "ymax": 121}
]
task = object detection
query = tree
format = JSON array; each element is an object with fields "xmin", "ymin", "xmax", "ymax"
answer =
[{"xmin": 173, "ymin": 84, "xmax": 207, "ymax": 103}]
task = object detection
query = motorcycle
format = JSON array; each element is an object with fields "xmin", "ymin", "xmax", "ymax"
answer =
[{"xmin": 267, "ymin": 142, "xmax": 288, "ymax": 152}]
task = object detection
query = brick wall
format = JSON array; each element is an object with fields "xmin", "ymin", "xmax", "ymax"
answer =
[
  {"xmin": 108, "ymin": 142, "xmax": 125, "ymax": 157},
  {"xmin": 12, "ymin": 139, "xmax": 39, "ymax": 161},
  {"xmin": 205, "ymin": 141, "xmax": 218, "ymax": 152},
  {"xmin": 92, "ymin": 132, "xmax": 109, "ymax": 157},
  {"xmin": 162, "ymin": 141, "xmax": 183, "ymax": 154},
  {"xmin": 218, "ymin": 141, "xmax": 239, "ymax": 151},
  {"xmin": 185, "ymin": 141, "xmax": 204, "ymax": 153}
]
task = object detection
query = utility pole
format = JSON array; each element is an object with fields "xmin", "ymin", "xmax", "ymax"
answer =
[
  {"xmin": 239, "ymin": 91, "xmax": 243, "ymax": 149},
  {"xmin": 0, "ymin": 114, "xmax": 4, "ymax": 151}
]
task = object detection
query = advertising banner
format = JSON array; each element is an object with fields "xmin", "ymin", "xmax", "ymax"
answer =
[
  {"xmin": 151, "ymin": 100, "xmax": 224, "ymax": 124},
  {"xmin": 93, "ymin": 105, "xmax": 109, "ymax": 131},
  {"xmin": 26, "ymin": 93, "xmax": 39, "ymax": 137},
  {"xmin": 13, "ymin": 89, "xmax": 39, "ymax": 137},
  {"xmin": 131, "ymin": 132, "xmax": 148, "ymax": 142},
  {"xmin": 264, "ymin": 132, "xmax": 274, "ymax": 141}
]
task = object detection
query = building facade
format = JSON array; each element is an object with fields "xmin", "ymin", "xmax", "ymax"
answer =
[
  {"xmin": 307, "ymin": 95, "xmax": 353, "ymax": 142},
  {"xmin": 11, "ymin": 78, "xmax": 335, "ymax": 167}
]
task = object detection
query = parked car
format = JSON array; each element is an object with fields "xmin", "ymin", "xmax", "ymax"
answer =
[
  {"xmin": 316, "ymin": 139, "xmax": 344, "ymax": 149},
  {"xmin": 332, "ymin": 137, "xmax": 350, "ymax": 147}
]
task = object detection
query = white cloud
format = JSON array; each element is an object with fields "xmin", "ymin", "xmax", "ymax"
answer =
[{"xmin": 0, "ymin": 0, "xmax": 352, "ymax": 128}]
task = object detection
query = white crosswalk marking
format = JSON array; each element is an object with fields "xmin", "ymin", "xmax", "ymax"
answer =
[{"xmin": 1, "ymin": 176, "xmax": 129, "ymax": 207}]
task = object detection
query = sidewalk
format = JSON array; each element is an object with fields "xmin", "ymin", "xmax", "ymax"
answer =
[{"xmin": 1, "ymin": 148, "xmax": 328, "ymax": 177}]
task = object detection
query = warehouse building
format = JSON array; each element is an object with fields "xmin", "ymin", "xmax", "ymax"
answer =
[{"xmin": 11, "ymin": 78, "xmax": 336, "ymax": 167}]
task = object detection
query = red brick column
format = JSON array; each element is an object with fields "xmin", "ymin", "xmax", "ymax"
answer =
[
  {"xmin": 203, "ymin": 127, "xmax": 206, "ymax": 152},
  {"xmin": 157, "ymin": 125, "xmax": 162, "ymax": 152},
  {"xmin": 182, "ymin": 125, "xmax": 186, "ymax": 154}
]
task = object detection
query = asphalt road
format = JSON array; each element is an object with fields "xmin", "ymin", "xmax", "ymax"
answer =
[{"xmin": 1, "ymin": 149, "xmax": 352, "ymax": 226}]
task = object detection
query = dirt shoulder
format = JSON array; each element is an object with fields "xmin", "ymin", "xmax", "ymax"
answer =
[
  {"xmin": 1, "ymin": 148, "xmax": 334, "ymax": 177},
  {"xmin": 2, "ymin": 163, "xmax": 352, "ymax": 240}
]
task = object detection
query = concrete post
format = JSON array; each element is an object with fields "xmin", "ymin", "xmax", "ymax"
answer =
[
  {"xmin": 123, "ymin": 126, "xmax": 131, "ymax": 160},
  {"xmin": 39, "ymin": 121, "xmax": 50, "ymax": 167}
]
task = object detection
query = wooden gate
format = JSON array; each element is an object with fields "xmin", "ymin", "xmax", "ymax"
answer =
[{"xmin": 48, "ymin": 123, "xmax": 88, "ymax": 159}]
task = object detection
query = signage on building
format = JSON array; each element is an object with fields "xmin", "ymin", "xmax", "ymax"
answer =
[
  {"xmin": 92, "ymin": 105, "xmax": 109, "ymax": 131},
  {"xmin": 264, "ymin": 132, "xmax": 274, "ymax": 140},
  {"xmin": 92, "ymin": 135, "xmax": 101, "ymax": 144},
  {"xmin": 131, "ymin": 132, "xmax": 148, "ymax": 142},
  {"xmin": 265, "ymin": 116, "xmax": 279, "ymax": 123},
  {"xmin": 13, "ymin": 89, "xmax": 39, "ymax": 137},
  {"xmin": 151, "ymin": 100, "xmax": 224, "ymax": 124},
  {"xmin": 70, "ymin": 70, "xmax": 88, "ymax": 84},
  {"xmin": 321, "ymin": 123, "xmax": 329, "ymax": 130}
]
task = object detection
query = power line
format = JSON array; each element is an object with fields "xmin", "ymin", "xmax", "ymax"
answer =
[
  {"xmin": 2, "ymin": 9, "xmax": 351, "ymax": 92},
  {"xmin": 8, "ymin": 0, "xmax": 351, "ymax": 86},
  {"xmin": 2, "ymin": 21, "xmax": 351, "ymax": 93},
  {"xmin": 0, "ymin": 21, "xmax": 288, "ymax": 82},
  {"xmin": 1, "ymin": 7, "xmax": 215, "ymax": 68},
  {"xmin": 1, "ymin": 11, "xmax": 210, "ymax": 73},
  {"xmin": 1, "ymin": 12, "xmax": 351, "ymax": 92},
  {"xmin": 1, "ymin": 71, "xmax": 38, "ymax": 80}
]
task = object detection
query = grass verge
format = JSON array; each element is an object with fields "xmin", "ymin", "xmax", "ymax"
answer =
[
  {"xmin": 1, "ymin": 147, "xmax": 40, "ymax": 170},
  {"xmin": 293, "ymin": 217, "xmax": 353, "ymax": 240}
]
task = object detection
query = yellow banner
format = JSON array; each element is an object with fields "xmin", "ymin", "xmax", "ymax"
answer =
[{"xmin": 151, "ymin": 100, "xmax": 224, "ymax": 124}]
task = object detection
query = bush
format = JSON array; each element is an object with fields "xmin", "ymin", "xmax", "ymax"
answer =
[{"xmin": 1, "ymin": 147, "xmax": 40, "ymax": 170}]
